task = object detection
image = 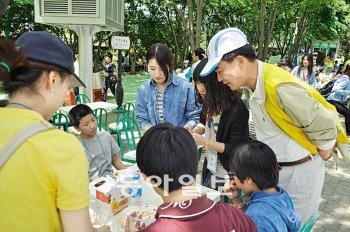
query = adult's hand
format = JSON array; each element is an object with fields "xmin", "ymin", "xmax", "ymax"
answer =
[{"xmin": 318, "ymin": 146, "xmax": 333, "ymax": 161}]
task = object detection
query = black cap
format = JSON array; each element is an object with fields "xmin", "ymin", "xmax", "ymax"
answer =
[
  {"xmin": 15, "ymin": 31, "xmax": 86, "ymax": 88},
  {"xmin": 277, "ymin": 59, "xmax": 286, "ymax": 67}
]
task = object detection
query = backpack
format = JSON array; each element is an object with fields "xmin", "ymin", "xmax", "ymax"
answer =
[
  {"xmin": 0, "ymin": 121, "xmax": 53, "ymax": 168},
  {"xmin": 319, "ymin": 79, "xmax": 336, "ymax": 98}
]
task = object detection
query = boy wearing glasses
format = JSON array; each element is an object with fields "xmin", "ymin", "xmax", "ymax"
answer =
[{"xmin": 224, "ymin": 141, "xmax": 301, "ymax": 232}]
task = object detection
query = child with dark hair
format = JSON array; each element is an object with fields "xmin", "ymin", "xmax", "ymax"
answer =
[
  {"xmin": 191, "ymin": 58, "xmax": 249, "ymax": 190},
  {"xmin": 224, "ymin": 140, "xmax": 301, "ymax": 232},
  {"xmin": 69, "ymin": 104, "xmax": 126, "ymax": 180},
  {"xmin": 102, "ymin": 52, "xmax": 117, "ymax": 102},
  {"xmin": 126, "ymin": 124, "xmax": 257, "ymax": 232}
]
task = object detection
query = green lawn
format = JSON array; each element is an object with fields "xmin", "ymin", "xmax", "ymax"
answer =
[
  {"xmin": 0, "ymin": 73, "xmax": 150, "ymax": 104},
  {"xmin": 107, "ymin": 72, "xmax": 149, "ymax": 104}
]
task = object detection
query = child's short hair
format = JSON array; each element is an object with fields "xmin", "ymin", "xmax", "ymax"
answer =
[
  {"xmin": 229, "ymin": 140, "xmax": 279, "ymax": 190},
  {"xmin": 69, "ymin": 104, "xmax": 94, "ymax": 127},
  {"xmin": 136, "ymin": 124, "xmax": 198, "ymax": 193},
  {"xmin": 105, "ymin": 52, "xmax": 113, "ymax": 59}
]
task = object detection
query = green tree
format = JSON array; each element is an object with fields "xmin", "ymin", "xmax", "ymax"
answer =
[{"xmin": 0, "ymin": 0, "xmax": 12, "ymax": 17}]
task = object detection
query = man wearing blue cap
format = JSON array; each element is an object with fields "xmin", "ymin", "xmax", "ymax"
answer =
[{"xmin": 201, "ymin": 28, "xmax": 350, "ymax": 225}]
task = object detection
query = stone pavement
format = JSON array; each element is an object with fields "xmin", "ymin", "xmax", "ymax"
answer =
[{"xmin": 313, "ymin": 157, "xmax": 350, "ymax": 232}]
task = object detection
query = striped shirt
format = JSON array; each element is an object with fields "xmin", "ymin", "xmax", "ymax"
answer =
[{"xmin": 156, "ymin": 90, "xmax": 165, "ymax": 123}]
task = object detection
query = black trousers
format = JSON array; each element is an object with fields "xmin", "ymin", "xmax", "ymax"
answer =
[
  {"xmin": 328, "ymin": 100, "xmax": 350, "ymax": 135},
  {"xmin": 101, "ymin": 77, "xmax": 116, "ymax": 102}
]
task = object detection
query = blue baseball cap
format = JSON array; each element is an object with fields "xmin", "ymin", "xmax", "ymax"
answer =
[
  {"xmin": 15, "ymin": 31, "xmax": 86, "ymax": 88},
  {"xmin": 200, "ymin": 28, "xmax": 249, "ymax": 76}
]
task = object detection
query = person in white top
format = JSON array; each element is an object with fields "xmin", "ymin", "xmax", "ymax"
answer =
[
  {"xmin": 192, "ymin": 47, "xmax": 206, "ymax": 73},
  {"xmin": 73, "ymin": 52, "xmax": 80, "ymax": 96}
]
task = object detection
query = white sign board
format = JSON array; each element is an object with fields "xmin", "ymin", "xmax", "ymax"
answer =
[{"xmin": 111, "ymin": 36, "xmax": 130, "ymax": 50}]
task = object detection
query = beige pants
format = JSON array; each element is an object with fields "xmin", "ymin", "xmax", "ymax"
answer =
[{"xmin": 279, "ymin": 155, "xmax": 325, "ymax": 226}]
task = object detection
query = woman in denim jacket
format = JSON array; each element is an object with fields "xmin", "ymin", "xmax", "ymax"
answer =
[
  {"xmin": 327, "ymin": 63, "xmax": 350, "ymax": 135},
  {"xmin": 135, "ymin": 44, "xmax": 201, "ymax": 133}
]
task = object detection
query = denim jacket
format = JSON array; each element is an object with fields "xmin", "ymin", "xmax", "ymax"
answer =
[
  {"xmin": 135, "ymin": 75, "xmax": 201, "ymax": 129},
  {"xmin": 327, "ymin": 75, "xmax": 350, "ymax": 104}
]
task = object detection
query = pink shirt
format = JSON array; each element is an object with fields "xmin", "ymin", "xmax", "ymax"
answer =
[{"xmin": 142, "ymin": 195, "xmax": 257, "ymax": 232}]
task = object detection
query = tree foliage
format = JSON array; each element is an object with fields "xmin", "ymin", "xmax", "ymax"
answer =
[{"xmin": 2, "ymin": 0, "xmax": 350, "ymax": 68}]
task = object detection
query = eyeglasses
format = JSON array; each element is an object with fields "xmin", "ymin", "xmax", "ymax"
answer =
[{"xmin": 228, "ymin": 171, "xmax": 236, "ymax": 180}]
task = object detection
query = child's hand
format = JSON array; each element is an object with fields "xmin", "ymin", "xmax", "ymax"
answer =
[
  {"xmin": 223, "ymin": 179, "xmax": 240, "ymax": 201},
  {"xmin": 95, "ymin": 225, "xmax": 110, "ymax": 232},
  {"xmin": 191, "ymin": 132, "xmax": 205, "ymax": 146},
  {"xmin": 125, "ymin": 211, "xmax": 146, "ymax": 232}
]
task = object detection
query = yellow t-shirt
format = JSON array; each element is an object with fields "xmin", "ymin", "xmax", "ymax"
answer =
[{"xmin": 0, "ymin": 108, "xmax": 90, "ymax": 231}]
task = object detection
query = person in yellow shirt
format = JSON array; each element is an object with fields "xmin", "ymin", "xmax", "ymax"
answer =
[{"xmin": 0, "ymin": 32, "xmax": 109, "ymax": 232}]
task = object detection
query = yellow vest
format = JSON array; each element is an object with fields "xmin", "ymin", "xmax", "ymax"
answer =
[{"xmin": 263, "ymin": 63, "xmax": 350, "ymax": 155}]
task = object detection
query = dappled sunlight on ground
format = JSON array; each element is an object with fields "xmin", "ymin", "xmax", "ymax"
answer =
[{"xmin": 313, "ymin": 158, "xmax": 350, "ymax": 231}]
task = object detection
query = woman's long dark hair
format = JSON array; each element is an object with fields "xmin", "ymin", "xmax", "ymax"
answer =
[
  {"xmin": 193, "ymin": 58, "xmax": 241, "ymax": 116},
  {"xmin": 146, "ymin": 43, "xmax": 173, "ymax": 84},
  {"xmin": 297, "ymin": 54, "xmax": 313, "ymax": 78}
]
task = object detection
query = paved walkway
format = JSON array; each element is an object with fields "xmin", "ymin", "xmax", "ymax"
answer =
[{"xmin": 313, "ymin": 157, "xmax": 350, "ymax": 232}]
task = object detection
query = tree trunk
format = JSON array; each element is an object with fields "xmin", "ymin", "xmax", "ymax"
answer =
[
  {"xmin": 0, "ymin": 0, "xmax": 11, "ymax": 16},
  {"xmin": 165, "ymin": 6, "xmax": 180, "ymax": 66},
  {"xmin": 130, "ymin": 49, "xmax": 136, "ymax": 74},
  {"xmin": 256, "ymin": 0, "xmax": 266, "ymax": 60},
  {"xmin": 195, "ymin": 0, "xmax": 204, "ymax": 48},
  {"xmin": 93, "ymin": 33, "xmax": 104, "ymax": 73},
  {"xmin": 173, "ymin": 0, "xmax": 191, "ymax": 58},
  {"xmin": 289, "ymin": 10, "xmax": 308, "ymax": 64},
  {"xmin": 262, "ymin": 0, "xmax": 281, "ymax": 60},
  {"xmin": 188, "ymin": 0, "xmax": 194, "ymax": 52}
]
